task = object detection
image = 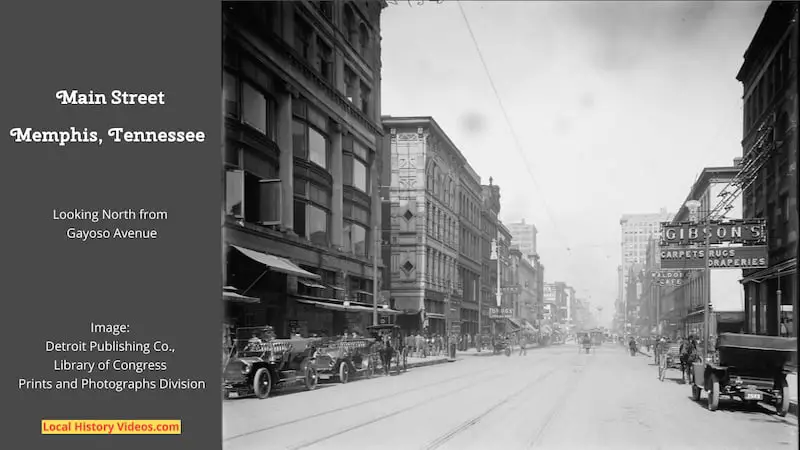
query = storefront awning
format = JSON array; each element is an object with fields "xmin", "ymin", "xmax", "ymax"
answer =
[
  {"xmin": 740, "ymin": 258, "xmax": 796, "ymax": 284},
  {"xmin": 294, "ymin": 298, "xmax": 402, "ymax": 315},
  {"xmin": 298, "ymin": 280, "xmax": 329, "ymax": 289},
  {"xmin": 507, "ymin": 317, "xmax": 523, "ymax": 330},
  {"xmin": 523, "ymin": 322, "xmax": 538, "ymax": 332},
  {"xmin": 231, "ymin": 245, "xmax": 320, "ymax": 280},
  {"xmin": 222, "ymin": 291, "xmax": 260, "ymax": 303},
  {"xmin": 426, "ymin": 313, "xmax": 445, "ymax": 320}
]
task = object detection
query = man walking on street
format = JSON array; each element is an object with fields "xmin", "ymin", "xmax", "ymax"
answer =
[{"xmin": 519, "ymin": 332, "xmax": 527, "ymax": 356}]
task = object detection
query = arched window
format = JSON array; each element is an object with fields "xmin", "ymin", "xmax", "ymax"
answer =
[
  {"xmin": 359, "ymin": 23, "xmax": 370, "ymax": 55},
  {"xmin": 343, "ymin": 4, "xmax": 356, "ymax": 43},
  {"xmin": 426, "ymin": 162, "xmax": 435, "ymax": 192}
]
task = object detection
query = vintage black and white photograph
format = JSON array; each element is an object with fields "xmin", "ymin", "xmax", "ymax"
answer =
[{"xmin": 220, "ymin": 1, "xmax": 798, "ymax": 448}]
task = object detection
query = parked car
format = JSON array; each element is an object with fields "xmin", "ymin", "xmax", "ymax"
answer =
[
  {"xmin": 310, "ymin": 336, "xmax": 379, "ymax": 383},
  {"xmin": 223, "ymin": 326, "xmax": 319, "ymax": 399}
]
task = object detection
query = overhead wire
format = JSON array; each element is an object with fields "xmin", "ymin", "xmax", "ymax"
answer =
[{"xmin": 455, "ymin": 1, "xmax": 573, "ymax": 257}]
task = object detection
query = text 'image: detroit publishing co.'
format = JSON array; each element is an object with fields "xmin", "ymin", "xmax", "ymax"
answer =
[{"xmin": 220, "ymin": 2, "xmax": 798, "ymax": 450}]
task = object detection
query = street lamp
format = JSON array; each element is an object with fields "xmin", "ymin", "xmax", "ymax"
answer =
[{"xmin": 685, "ymin": 199, "xmax": 711, "ymax": 361}]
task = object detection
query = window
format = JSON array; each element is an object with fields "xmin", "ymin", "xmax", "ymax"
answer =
[
  {"xmin": 242, "ymin": 83, "xmax": 267, "ymax": 134},
  {"xmin": 343, "ymin": 5, "xmax": 356, "ymax": 43},
  {"xmin": 316, "ymin": 38, "xmax": 333, "ymax": 83},
  {"xmin": 225, "ymin": 145, "xmax": 281, "ymax": 225},
  {"xmin": 292, "ymin": 99, "xmax": 330, "ymax": 170},
  {"xmin": 295, "ymin": 181, "xmax": 331, "ymax": 245},
  {"xmin": 344, "ymin": 222, "xmax": 368, "ymax": 256},
  {"xmin": 343, "ymin": 136, "xmax": 370, "ymax": 193},
  {"xmin": 360, "ymin": 81, "xmax": 371, "ymax": 115},
  {"xmin": 359, "ymin": 23, "xmax": 369, "ymax": 56},
  {"xmin": 312, "ymin": 1, "xmax": 333, "ymax": 20},
  {"xmin": 223, "ymin": 72, "xmax": 238, "ymax": 118},
  {"xmin": 295, "ymin": 17, "xmax": 312, "ymax": 60},
  {"xmin": 345, "ymin": 67, "xmax": 357, "ymax": 103}
]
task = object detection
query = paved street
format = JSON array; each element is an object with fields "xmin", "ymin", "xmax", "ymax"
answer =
[{"xmin": 223, "ymin": 344, "xmax": 798, "ymax": 450}]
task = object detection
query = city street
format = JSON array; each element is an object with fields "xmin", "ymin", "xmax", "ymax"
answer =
[{"xmin": 222, "ymin": 344, "xmax": 797, "ymax": 450}]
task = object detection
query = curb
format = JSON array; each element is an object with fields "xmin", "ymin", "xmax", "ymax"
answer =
[{"xmin": 406, "ymin": 358, "xmax": 451, "ymax": 369}]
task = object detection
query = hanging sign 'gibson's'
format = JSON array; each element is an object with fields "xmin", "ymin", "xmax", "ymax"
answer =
[{"xmin": 659, "ymin": 219, "xmax": 767, "ymax": 246}]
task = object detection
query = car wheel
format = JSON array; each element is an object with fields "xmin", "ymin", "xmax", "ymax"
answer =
[
  {"xmin": 339, "ymin": 363, "xmax": 350, "ymax": 384},
  {"xmin": 253, "ymin": 368, "xmax": 272, "ymax": 399},
  {"xmin": 776, "ymin": 377, "xmax": 790, "ymax": 417},
  {"xmin": 305, "ymin": 367, "xmax": 318, "ymax": 391},
  {"xmin": 707, "ymin": 374, "xmax": 720, "ymax": 411}
]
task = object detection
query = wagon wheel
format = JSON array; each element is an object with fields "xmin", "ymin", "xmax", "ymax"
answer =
[
  {"xmin": 304, "ymin": 367, "xmax": 319, "ymax": 391},
  {"xmin": 707, "ymin": 374, "xmax": 720, "ymax": 411},
  {"xmin": 692, "ymin": 384, "xmax": 701, "ymax": 401},
  {"xmin": 253, "ymin": 368, "xmax": 272, "ymax": 399},
  {"xmin": 775, "ymin": 377, "xmax": 790, "ymax": 417},
  {"xmin": 339, "ymin": 362, "xmax": 350, "ymax": 384},
  {"xmin": 365, "ymin": 356, "xmax": 375, "ymax": 379}
]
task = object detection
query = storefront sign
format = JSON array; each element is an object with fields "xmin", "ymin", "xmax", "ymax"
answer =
[
  {"xmin": 501, "ymin": 286, "xmax": 520, "ymax": 294},
  {"xmin": 489, "ymin": 307, "xmax": 513, "ymax": 319},
  {"xmin": 649, "ymin": 270, "xmax": 689, "ymax": 286},
  {"xmin": 660, "ymin": 246, "xmax": 768, "ymax": 269},
  {"xmin": 659, "ymin": 219, "xmax": 767, "ymax": 246}
]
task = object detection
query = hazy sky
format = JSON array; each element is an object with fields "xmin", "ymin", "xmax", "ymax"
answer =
[{"xmin": 380, "ymin": 0, "xmax": 769, "ymax": 324}]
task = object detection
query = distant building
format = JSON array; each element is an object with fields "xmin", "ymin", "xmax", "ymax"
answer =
[
  {"xmin": 507, "ymin": 219, "xmax": 538, "ymax": 260},
  {"xmin": 735, "ymin": 0, "xmax": 798, "ymax": 340},
  {"xmin": 616, "ymin": 209, "xmax": 673, "ymax": 329}
]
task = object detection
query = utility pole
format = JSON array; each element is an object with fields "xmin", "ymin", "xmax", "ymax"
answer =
[{"xmin": 373, "ymin": 224, "xmax": 379, "ymax": 326}]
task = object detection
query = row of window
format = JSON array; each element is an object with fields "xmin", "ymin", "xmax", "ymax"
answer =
[
  {"xmin": 224, "ymin": 64, "xmax": 373, "ymax": 192},
  {"xmin": 427, "ymin": 202, "xmax": 457, "ymax": 248},
  {"xmin": 459, "ymin": 192, "xmax": 480, "ymax": 227},
  {"xmin": 426, "ymin": 249, "xmax": 457, "ymax": 290},
  {"xmin": 460, "ymin": 227, "xmax": 480, "ymax": 261},
  {"xmin": 744, "ymin": 39, "xmax": 793, "ymax": 133},
  {"xmin": 295, "ymin": 7, "xmax": 373, "ymax": 116}
]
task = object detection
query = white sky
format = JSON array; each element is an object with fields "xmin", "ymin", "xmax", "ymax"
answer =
[{"xmin": 380, "ymin": 0, "xmax": 769, "ymax": 326}]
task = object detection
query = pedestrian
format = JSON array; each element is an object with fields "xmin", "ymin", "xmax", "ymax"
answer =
[{"xmin": 519, "ymin": 333, "xmax": 527, "ymax": 356}]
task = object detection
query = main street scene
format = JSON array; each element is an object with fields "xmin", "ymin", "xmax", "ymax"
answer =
[{"xmin": 221, "ymin": 1, "xmax": 798, "ymax": 449}]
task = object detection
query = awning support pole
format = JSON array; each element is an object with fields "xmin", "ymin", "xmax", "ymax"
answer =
[{"xmin": 241, "ymin": 269, "xmax": 269, "ymax": 296}]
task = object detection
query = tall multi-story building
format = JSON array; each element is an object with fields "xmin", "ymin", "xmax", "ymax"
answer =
[
  {"xmin": 658, "ymin": 164, "xmax": 744, "ymax": 339},
  {"xmin": 480, "ymin": 180, "xmax": 516, "ymax": 334},
  {"xmin": 507, "ymin": 219, "xmax": 538, "ymax": 260},
  {"xmin": 222, "ymin": 1, "xmax": 389, "ymax": 338},
  {"xmin": 510, "ymin": 247, "xmax": 539, "ymax": 326},
  {"xmin": 735, "ymin": 1, "xmax": 798, "ymax": 341},
  {"xmin": 382, "ymin": 116, "xmax": 470, "ymax": 336},
  {"xmin": 617, "ymin": 209, "xmax": 673, "ymax": 329},
  {"xmin": 457, "ymin": 160, "xmax": 483, "ymax": 336}
]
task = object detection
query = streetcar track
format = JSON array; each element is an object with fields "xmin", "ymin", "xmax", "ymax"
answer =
[
  {"xmin": 226, "ymin": 357, "xmax": 544, "ymax": 443},
  {"xmin": 423, "ymin": 366, "xmax": 561, "ymax": 450},
  {"xmin": 285, "ymin": 356, "xmax": 555, "ymax": 450},
  {"xmin": 527, "ymin": 356, "xmax": 591, "ymax": 448}
]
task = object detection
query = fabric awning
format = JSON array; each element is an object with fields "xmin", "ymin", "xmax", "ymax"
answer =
[
  {"xmin": 740, "ymin": 258, "xmax": 796, "ymax": 284},
  {"xmin": 507, "ymin": 317, "xmax": 523, "ymax": 330},
  {"xmin": 223, "ymin": 291, "xmax": 260, "ymax": 303},
  {"xmin": 523, "ymin": 322, "xmax": 538, "ymax": 332},
  {"xmin": 354, "ymin": 290, "xmax": 374, "ymax": 296},
  {"xmin": 426, "ymin": 313, "xmax": 445, "ymax": 319},
  {"xmin": 298, "ymin": 280, "xmax": 328, "ymax": 289},
  {"xmin": 231, "ymin": 245, "xmax": 320, "ymax": 280},
  {"xmin": 294, "ymin": 298, "xmax": 402, "ymax": 315}
]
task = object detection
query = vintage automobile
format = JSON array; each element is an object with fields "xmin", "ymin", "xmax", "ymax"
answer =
[
  {"xmin": 223, "ymin": 326, "xmax": 319, "ymax": 400},
  {"xmin": 310, "ymin": 336, "xmax": 379, "ymax": 383},
  {"xmin": 690, "ymin": 333, "xmax": 796, "ymax": 416}
]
